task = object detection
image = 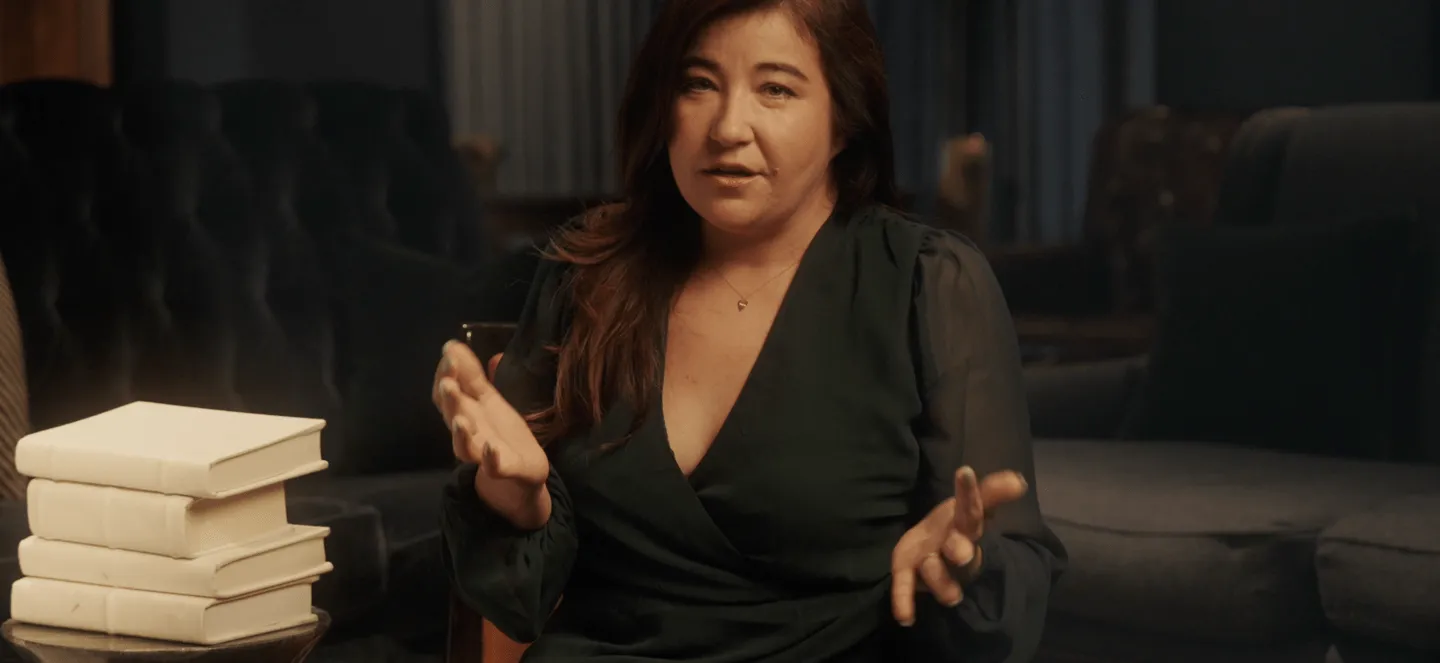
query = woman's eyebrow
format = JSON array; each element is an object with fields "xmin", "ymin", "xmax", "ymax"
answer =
[
  {"xmin": 755, "ymin": 61, "xmax": 809, "ymax": 81},
  {"xmin": 680, "ymin": 56, "xmax": 811, "ymax": 82}
]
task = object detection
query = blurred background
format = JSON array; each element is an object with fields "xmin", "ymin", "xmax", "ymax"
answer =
[
  {"xmin": 1, "ymin": 1, "xmax": 1438, "ymax": 663},
  {"xmin": 12, "ymin": 0, "xmax": 1431, "ymax": 358}
]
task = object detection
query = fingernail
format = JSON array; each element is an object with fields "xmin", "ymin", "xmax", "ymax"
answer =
[
  {"xmin": 442, "ymin": 340, "xmax": 458, "ymax": 355},
  {"xmin": 1014, "ymin": 472, "xmax": 1029, "ymax": 489},
  {"xmin": 947, "ymin": 597, "xmax": 963, "ymax": 607},
  {"xmin": 960, "ymin": 466, "xmax": 976, "ymax": 481},
  {"xmin": 899, "ymin": 618, "xmax": 914, "ymax": 627}
]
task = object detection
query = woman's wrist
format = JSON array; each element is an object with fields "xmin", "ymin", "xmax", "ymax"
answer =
[{"xmin": 473, "ymin": 471, "xmax": 552, "ymax": 530}]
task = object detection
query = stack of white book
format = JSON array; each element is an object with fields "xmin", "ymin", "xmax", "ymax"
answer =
[{"xmin": 7, "ymin": 401, "xmax": 335, "ymax": 645}]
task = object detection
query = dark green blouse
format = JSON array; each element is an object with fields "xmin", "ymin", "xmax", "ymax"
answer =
[{"xmin": 442, "ymin": 205, "xmax": 1066, "ymax": 662}]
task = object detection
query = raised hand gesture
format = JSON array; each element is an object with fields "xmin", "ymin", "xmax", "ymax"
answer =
[
  {"xmin": 433, "ymin": 341, "xmax": 552, "ymax": 529},
  {"xmin": 889, "ymin": 466, "xmax": 1028, "ymax": 626}
]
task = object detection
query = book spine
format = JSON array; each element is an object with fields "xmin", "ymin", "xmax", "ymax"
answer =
[
  {"xmin": 10, "ymin": 577, "xmax": 209, "ymax": 643},
  {"xmin": 26, "ymin": 479, "xmax": 192, "ymax": 557},
  {"xmin": 16, "ymin": 537, "xmax": 212, "ymax": 596},
  {"xmin": 15, "ymin": 441, "xmax": 207, "ymax": 496}
]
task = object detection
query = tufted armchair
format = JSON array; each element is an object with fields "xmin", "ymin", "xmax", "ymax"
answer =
[
  {"xmin": 0, "ymin": 77, "xmax": 531, "ymax": 656},
  {"xmin": 987, "ymin": 106, "xmax": 1251, "ymax": 363}
]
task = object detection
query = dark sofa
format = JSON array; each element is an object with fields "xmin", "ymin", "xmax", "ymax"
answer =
[
  {"xmin": 1028, "ymin": 104, "xmax": 1440, "ymax": 663},
  {"xmin": 0, "ymin": 78, "xmax": 532, "ymax": 659}
]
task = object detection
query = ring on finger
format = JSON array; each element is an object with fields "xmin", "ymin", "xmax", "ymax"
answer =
[{"xmin": 926, "ymin": 549, "xmax": 971, "ymax": 581}]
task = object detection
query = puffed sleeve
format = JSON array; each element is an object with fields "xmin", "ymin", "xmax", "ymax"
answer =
[
  {"xmin": 440, "ymin": 254, "xmax": 578, "ymax": 643},
  {"xmin": 907, "ymin": 230, "xmax": 1068, "ymax": 662}
]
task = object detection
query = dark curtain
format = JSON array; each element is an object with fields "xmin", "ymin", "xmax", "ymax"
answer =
[
  {"xmin": 442, "ymin": 0, "xmax": 666, "ymax": 196},
  {"xmin": 866, "ymin": 0, "xmax": 967, "ymax": 213},
  {"xmin": 971, "ymin": 0, "xmax": 1154, "ymax": 245}
]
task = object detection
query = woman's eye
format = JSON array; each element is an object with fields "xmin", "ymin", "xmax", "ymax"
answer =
[
  {"xmin": 681, "ymin": 77, "xmax": 715, "ymax": 93},
  {"xmin": 761, "ymin": 84, "xmax": 796, "ymax": 99}
]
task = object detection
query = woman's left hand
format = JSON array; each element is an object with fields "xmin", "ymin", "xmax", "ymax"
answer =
[{"xmin": 890, "ymin": 466, "xmax": 1029, "ymax": 626}]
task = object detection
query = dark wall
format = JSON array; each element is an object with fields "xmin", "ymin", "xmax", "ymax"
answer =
[
  {"xmin": 1157, "ymin": 0, "xmax": 1434, "ymax": 109},
  {"xmin": 113, "ymin": 0, "xmax": 440, "ymax": 93}
]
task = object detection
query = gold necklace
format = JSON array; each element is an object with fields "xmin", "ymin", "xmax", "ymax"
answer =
[{"xmin": 714, "ymin": 259, "xmax": 802, "ymax": 311}]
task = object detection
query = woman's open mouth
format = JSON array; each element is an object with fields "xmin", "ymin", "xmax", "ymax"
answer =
[{"xmin": 703, "ymin": 165, "xmax": 761, "ymax": 187}]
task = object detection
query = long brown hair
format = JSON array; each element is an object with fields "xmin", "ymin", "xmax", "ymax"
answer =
[{"xmin": 532, "ymin": 0, "xmax": 899, "ymax": 445}]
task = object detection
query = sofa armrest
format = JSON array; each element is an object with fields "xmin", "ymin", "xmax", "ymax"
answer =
[
  {"xmin": 986, "ymin": 243, "xmax": 1111, "ymax": 316},
  {"xmin": 1024, "ymin": 355, "xmax": 1147, "ymax": 439}
]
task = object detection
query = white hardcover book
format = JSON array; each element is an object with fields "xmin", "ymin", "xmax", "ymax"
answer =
[
  {"xmin": 26, "ymin": 478, "xmax": 289, "ymax": 558},
  {"xmin": 18, "ymin": 525, "xmax": 331, "ymax": 598},
  {"xmin": 9, "ymin": 576, "xmax": 319, "ymax": 645},
  {"xmin": 15, "ymin": 401, "xmax": 327, "ymax": 499}
]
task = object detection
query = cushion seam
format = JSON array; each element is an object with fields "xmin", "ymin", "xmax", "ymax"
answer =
[
  {"xmin": 1049, "ymin": 516, "xmax": 1324, "ymax": 538},
  {"xmin": 1317, "ymin": 536, "xmax": 1440, "ymax": 557}
]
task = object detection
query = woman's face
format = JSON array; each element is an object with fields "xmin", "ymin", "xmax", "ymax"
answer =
[{"xmin": 668, "ymin": 8, "xmax": 841, "ymax": 238}]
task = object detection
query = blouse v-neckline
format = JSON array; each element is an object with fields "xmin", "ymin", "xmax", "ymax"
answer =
[{"xmin": 657, "ymin": 217, "xmax": 841, "ymax": 490}]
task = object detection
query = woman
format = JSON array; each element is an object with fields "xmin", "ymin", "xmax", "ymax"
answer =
[{"xmin": 435, "ymin": 0, "xmax": 1065, "ymax": 660}]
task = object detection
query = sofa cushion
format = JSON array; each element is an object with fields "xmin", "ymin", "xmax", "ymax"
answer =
[
  {"xmin": 290, "ymin": 469, "xmax": 452, "ymax": 641},
  {"xmin": 1316, "ymin": 493, "xmax": 1440, "ymax": 653},
  {"xmin": 1120, "ymin": 215, "xmax": 1419, "ymax": 460},
  {"xmin": 287, "ymin": 495, "xmax": 387, "ymax": 628},
  {"xmin": 1034, "ymin": 439, "xmax": 1440, "ymax": 643}
]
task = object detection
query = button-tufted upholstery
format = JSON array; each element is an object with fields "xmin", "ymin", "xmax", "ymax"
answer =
[
  {"xmin": 0, "ymin": 252, "xmax": 29, "ymax": 501},
  {"xmin": 0, "ymin": 78, "xmax": 492, "ymax": 428},
  {"xmin": 0, "ymin": 78, "xmax": 503, "ymax": 651}
]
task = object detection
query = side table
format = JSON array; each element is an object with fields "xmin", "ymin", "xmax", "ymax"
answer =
[{"xmin": 1, "ymin": 609, "xmax": 330, "ymax": 663}]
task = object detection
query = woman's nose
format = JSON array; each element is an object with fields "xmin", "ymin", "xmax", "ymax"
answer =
[{"xmin": 708, "ymin": 96, "xmax": 754, "ymax": 147}]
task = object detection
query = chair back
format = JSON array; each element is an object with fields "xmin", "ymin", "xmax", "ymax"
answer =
[
  {"xmin": 446, "ymin": 593, "xmax": 530, "ymax": 663},
  {"xmin": 0, "ymin": 254, "xmax": 29, "ymax": 500}
]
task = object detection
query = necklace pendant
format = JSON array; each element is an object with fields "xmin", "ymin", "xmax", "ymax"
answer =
[{"xmin": 736, "ymin": 299, "xmax": 749, "ymax": 312}]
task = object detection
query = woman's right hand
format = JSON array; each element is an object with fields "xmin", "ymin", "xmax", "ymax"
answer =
[{"xmin": 434, "ymin": 340, "xmax": 552, "ymax": 530}]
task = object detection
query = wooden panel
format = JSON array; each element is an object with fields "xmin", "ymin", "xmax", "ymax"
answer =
[
  {"xmin": 482, "ymin": 619, "xmax": 529, "ymax": 663},
  {"xmin": 0, "ymin": 0, "xmax": 111, "ymax": 85},
  {"xmin": 446, "ymin": 592, "xmax": 485, "ymax": 662},
  {"xmin": 446, "ymin": 592, "xmax": 530, "ymax": 663}
]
